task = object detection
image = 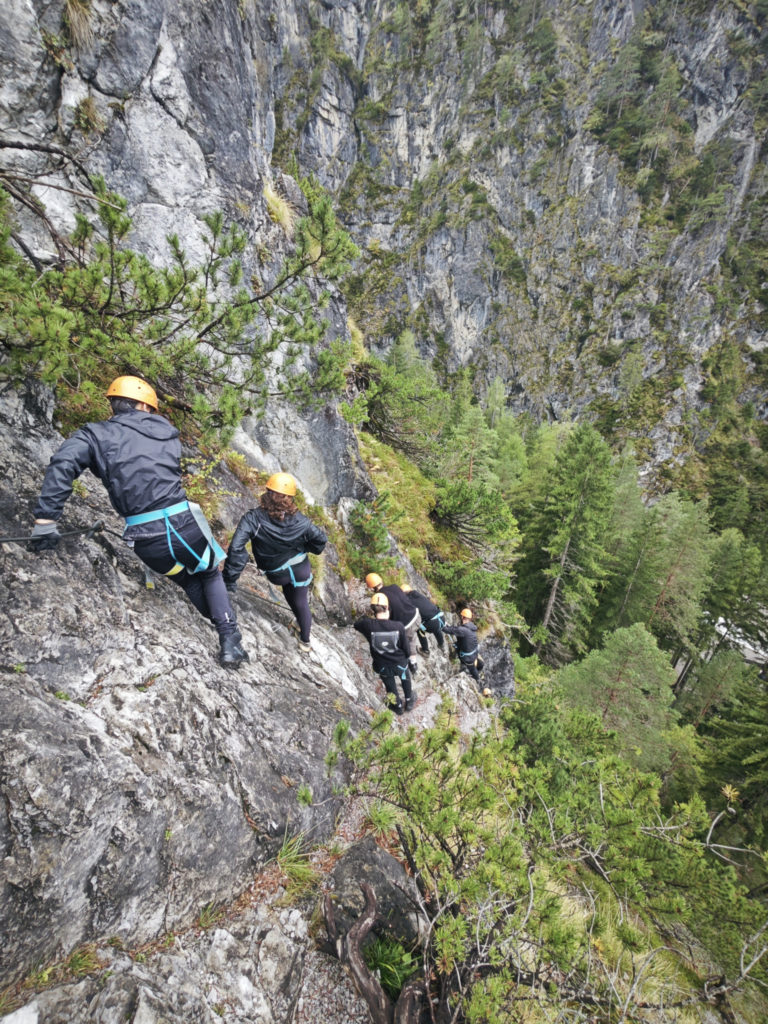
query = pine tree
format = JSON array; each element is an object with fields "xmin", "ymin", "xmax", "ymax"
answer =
[
  {"xmin": 557, "ymin": 622, "xmax": 678, "ymax": 774},
  {"xmin": 594, "ymin": 491, "xmax": 713, "ymax": 659},
  {"xmin": 328, "ymin": 692, "xmax": 768, "ymax": 1023},
  {"xmin": 515, "ymin": 422, "xmax": 617, "ymax": 663},
  {"xmin": 362, "ymin": 332, "xmax": 450, "ymax": 464}
]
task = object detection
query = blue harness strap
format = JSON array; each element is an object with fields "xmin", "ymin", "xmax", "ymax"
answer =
[
  {"xmin": 266, "ymin": 552, "xmax": 312, "ymax": 587},
  {"xmin": 419, "ymin": 610, "xmax": 445, "ymax": 635},
  {"xmin": 459, "ymin": 646, "xmax": 478, "ymax": 663},
  {"xmin": 124, "ymin": 501, "xmax": 225, "ymax": 575},
  {"xmin": 379, "ymin": 663, "xmax": 410, "ymax": 681}
]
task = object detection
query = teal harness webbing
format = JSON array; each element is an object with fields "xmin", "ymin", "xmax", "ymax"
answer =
[
  {"xmin": 266, "ymin": 552, "xmax": 312, "ymax": 588},
  {"xmin": 419, "ymin": 610, "xmax": 445, "ymax": 634},
  {"xmin": 379, "ymin": 663, "xmax": 410, "ymax": 681},
  {"xmin": 459, "ymin": 646, "xmax": 478, "ymax": 663},
  {"xmin": 124, "ymin": 501, "xmax": 225, "ymax": 575}
]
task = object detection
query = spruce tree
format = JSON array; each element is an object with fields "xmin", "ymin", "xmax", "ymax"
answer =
[
  {"xmin": 556, "ymin": 622, "xmax": 678, "ymax": 773},
  {"xmin": 515, "ymin": 422, "xmax": 617, "ymax": 663}
]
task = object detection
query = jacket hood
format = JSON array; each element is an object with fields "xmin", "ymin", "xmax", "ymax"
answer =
[{"xmin": 111, "ymin": 411, "xmax": 179, "ymax": 442}]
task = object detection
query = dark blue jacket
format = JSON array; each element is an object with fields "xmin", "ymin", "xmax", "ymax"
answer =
[
  {"xmin": 34, "ymin": 411, "xmax": 186, "ymax": 536},
  {"xmin": 444, "ymin": 621, "xmax": 480, "ymax": 661},
  {"xmin": 223, "ymin": 506, "xmax": 327, "ymax": 582}
]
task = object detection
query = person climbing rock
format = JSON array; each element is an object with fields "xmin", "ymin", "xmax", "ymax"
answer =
[
  {"xmin": 444, "ymin": 608, "xmax": 485, "ymax": 685},
  {"xmin": 222, "ymin": 472, "xmax": 327, "ymax": 653},
  {"xmin": 354, "ymin": 592, "xmax": 416, "ymax": 714},
  {"xmin": 29, "ymin": 376, "xmax": 248, "ymax": 668},
  {"xmin": 364, "ymin": 573, "xmax": 420, "ymax": 672},
  {"xmin": 401, "ymin": 583, "xmax": 446, "ymax": 656}
]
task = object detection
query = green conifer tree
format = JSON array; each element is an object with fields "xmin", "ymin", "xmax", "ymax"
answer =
[
  {"xmin": 515, "ymin": 422, "xmax": 617, "ymax": 663},
  {"xmin": 557, "ymin": 622, "xmax": 678, "ymax": 773}
]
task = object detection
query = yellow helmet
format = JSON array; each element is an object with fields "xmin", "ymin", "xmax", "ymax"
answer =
[
  {"xmin": 106, "ymin": 376, "xmax": 158, "ymax": 411},
  {"xmin": 365, "ymin": 572, "xmax": 383, "ymax": 589},
  {"xmin": 265, "ymin": 472, "xmax": 297, "ymax": 496},
  {"xmin": 460, "ymin": 608, "xmax": 473, "ymax": 620},
  {"xmin": 370, "ymin": 592, "xmax": 389, "ymax": 611},
  {"xmin": 401, "ymin": 583, "xmax": 413, "ymax": 593}
]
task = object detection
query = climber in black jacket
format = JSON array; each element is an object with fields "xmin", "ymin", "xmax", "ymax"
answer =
[
  {"xmin": 401, "ymin": 583, "xmax": 446, "ymax": 655},
  {"xmin": 364, "ymin": 572, "xmax": 420, "ymax": 667},
  {"xmin": 354, "ymin": 592, "xmax": 416, "ymax": 714},
  {"xmin": 30, "ymin": 376, "xmax": 247, "ymax": 668},
  {"xmin": 222, "ymin": 473, "xmax": 327, "ymax": 653},
  {"xmin": 444, "ymin": 608, "xmax": 484, "ymax": 684}
]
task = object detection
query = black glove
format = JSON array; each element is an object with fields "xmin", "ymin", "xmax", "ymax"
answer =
[
  {"xmin": 28, "ymin": 522, "xmax": 61, "ymax": 552},
  {"xmin": 408, "ymin": 660, "xmax": 418, "ymax": 675}
]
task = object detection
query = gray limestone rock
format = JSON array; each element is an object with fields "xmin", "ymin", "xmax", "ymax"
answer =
[
  {"xmin": 327, "ymin": 836, "xmax": 426, "ymax": 948},
  {"xmin": 0, "ymin": 381, "xmax": 500, "ymax": 1011}
]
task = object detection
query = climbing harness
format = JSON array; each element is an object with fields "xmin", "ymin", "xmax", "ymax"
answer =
[
  {"xmin": 419, "ymin": 610, "xmax": 446, "ymax": 633},
  {"xmin": 0, "ymin": 521, "xmax": 105, "ymax": 545},
  {"xmin": 378, "ymin": 662, "xmax": 410, "ymax": 682},
  {"xmin": 123, "ymin": 501, "xmax": 225, "ymax": 576},
  {"xmin": 459, "ymin": 646, "xmax": 478, "ymax": 664},
  {"xmin": 266, "ymin": 552, "xmax": 312, "ymax": 588}
]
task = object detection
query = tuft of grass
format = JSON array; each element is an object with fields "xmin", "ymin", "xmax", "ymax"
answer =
[
  {"xmin": 66, "ymin": 944, "xmax": 101, "ymax": 978},
  {"xmin": 276, "ymin": 832, "xmax": 318, "ymax": 898},
  {"xmin": 65, "ymin": 0, "xmax": 94, "ymax": 48},
  {"xmin": 197, "ymin": 902, "xmax": 223, "ymax": 930},
  {"xmin": 0, "ymin": 988, "xmax": 21, "ymax": 1015},
  {"xmin": 74, "ymin": 95, "xmax": 105, "ymax": 135},
  {"xmin": 264, "ymin": 183, "xmax": 296, "ymax": 238},
  {"xmin": 363, "ymin": 936, "xmax": 418, "ymax": 1000}
]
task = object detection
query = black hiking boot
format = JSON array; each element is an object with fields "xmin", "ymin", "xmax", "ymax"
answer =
[
  {"xmin": 220, "ymin": 634, "xmax": 245, "ymax": 668},
  {"xmin": 405, "ymin": 691, "xmax": 417, "ymax": 712},
  {"xmin": 232, "ymin": 630, "xmax": 250, "ymax": 662}
]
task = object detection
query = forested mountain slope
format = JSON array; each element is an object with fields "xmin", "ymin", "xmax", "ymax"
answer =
[{"xmin": 1, "ymin": 0, "xmax": 768, "ymax": 1022}]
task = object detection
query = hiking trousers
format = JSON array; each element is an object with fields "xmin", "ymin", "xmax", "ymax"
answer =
[
  {"xmin": 133, "ymin": 526, "xmax": 238, "ymax": 639},
  {"xmin": 378, "ymin": 664, "xmax": 413, "ymax": 713}
]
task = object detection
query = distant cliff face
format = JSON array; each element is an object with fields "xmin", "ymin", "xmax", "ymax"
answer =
[
  {"xmin": 2, "ymin": 0, "xmax": 766, "ymax": 482},
  {"xmin": 272, "ymin": 0, "xmax": 768, "ymax": 468}
]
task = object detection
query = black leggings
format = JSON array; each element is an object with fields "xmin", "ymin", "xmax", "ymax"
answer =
[
  {"xmin": 133, "ymin": 527, "xmax": 238, "ymax": 639},
  {"xmin": 266, "ymin": 557, "xmax": 313, "ymax": 642}
]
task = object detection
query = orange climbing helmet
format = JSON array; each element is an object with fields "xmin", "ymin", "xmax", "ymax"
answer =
[
  {"xmin": 460, "ymin": 608, "xmax": 473, "ymax": 620},
  {"xmin": 401, "ymin": 583, "xmax": 413, "ymax": 593},
  {"xmin": 265, "ymin": 472, "xmax": 297, "ymax": 496},
  {"xmin": 106, "ymin": 376, "xmax": 158, "ymax": 411},
  {"xmin": 365, "ymin": 572, "xmax": 383, "ymax": 589},
  {"xmin": 370, "ymin": 592, "xmax": 389, "ymax": 611}
]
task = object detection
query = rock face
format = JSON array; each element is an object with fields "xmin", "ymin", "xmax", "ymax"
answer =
[
  {"xmin": 3, "ymin": 0, "xmax": 766, "ymax": 484},
  {"xmin": 0, "ymin": 381, "xmax": 364, "ymax": 987},
  {"xmin": 0, "ymin": 383, "xmax": 508, "ymax": 1015}
]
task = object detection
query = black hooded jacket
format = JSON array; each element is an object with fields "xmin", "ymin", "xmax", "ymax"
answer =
[
  {"xmin": 34, "ymin": 411, "xmax": 187, "ymax": 535},
  {"xmin": 223, "ymin": 506, "xmax": 327, "ymax": 582}
]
